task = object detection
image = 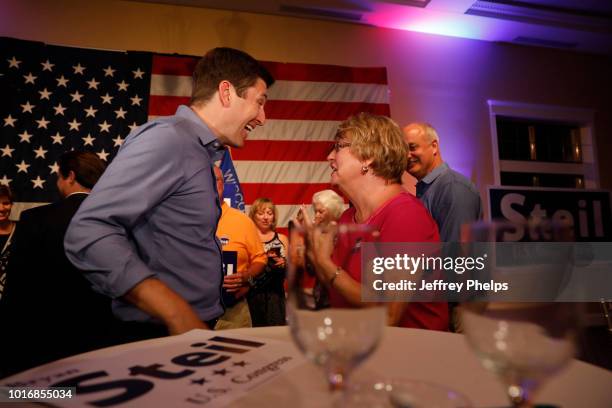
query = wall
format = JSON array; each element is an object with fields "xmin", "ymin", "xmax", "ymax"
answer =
[{"xmin": 2, "ymin": 0, "xmax": 611, "ymax": 215}]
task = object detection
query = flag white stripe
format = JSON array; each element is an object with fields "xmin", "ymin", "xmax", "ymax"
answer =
[
  {"xmin": 268, "ymin": 80, "xmax": 389, "ymax": 103},
  {"xmin": 12, "ymin": 202, "xmax": 50, "ymax": 220},
  {"xmin": 150, "ymin": 76, "xmax": 389, "ymax": 103},
  {"xmin": 149, "ymin": 75, "xmax": 193, "ymax": 97},
  {"xmin": 276, "ymin": 205, "xmax": 301, "ymax": 229},
  {"xmin": 235, "ymin": 161, "xmax": 331, "ymax": 184},
  {"xmin": 248, "ymin": 120, "xmax": 340, "ymax": 141}
]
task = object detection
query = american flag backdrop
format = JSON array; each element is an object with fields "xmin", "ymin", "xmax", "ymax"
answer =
[
  {"xmin": 149, "ymin": 54, "xmax": 390, "ymax": 229},
  {"xmin": 1, "ymin": 37, "xmax": 390, "ymax": 227},
  {"xmin": 1, "ymin": 36, "xmax": 150, "ymax": 210}
]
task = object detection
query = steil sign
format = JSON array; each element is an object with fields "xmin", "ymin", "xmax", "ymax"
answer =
[{"xmin": 488, "ymin": 186, "xmax": 611, "ymax": 241}]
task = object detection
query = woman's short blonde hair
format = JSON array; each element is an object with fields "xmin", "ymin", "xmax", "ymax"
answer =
[
  {"xmin": 312, "ymin": 189, "xmax": 344, "ymax": 221},
  {"xmin": 336, "ymin": 112, "xmax": 408, "ymax": 184},
  {"xmin": 249, "ymin": 197, "xmax": 278, "ymax": 230}
]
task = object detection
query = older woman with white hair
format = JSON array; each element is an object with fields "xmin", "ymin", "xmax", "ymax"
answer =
[
  {"xmin": 312, "ymin": 189, "xmax": 344, "ymax": 226},
  {"xmin": 300, "ymin": 189, "xmax": 345, "ymax": 309},
  {"xmin": 303, "ymin": 112, "xmax": 449, "ymax": 330}
]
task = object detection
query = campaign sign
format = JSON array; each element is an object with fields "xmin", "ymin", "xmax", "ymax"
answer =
[
  {"xmin": 1, "ymin": 330, "xmax": 304, "ymax": 407},
  {"xmin": 488, "ymin": 186, "xmax": 612, "ymax": 241}
]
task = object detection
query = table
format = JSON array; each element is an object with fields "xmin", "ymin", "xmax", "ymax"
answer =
[
  {"xmin": 3, "ymin": 327, "xmax": 611, "ymax": 407},
  {"xmin": 229, "ymin": 326, "xmax": 612, "ymax": 407}
]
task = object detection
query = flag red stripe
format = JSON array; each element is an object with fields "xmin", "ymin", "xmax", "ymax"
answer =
[
  {"xmin": 266, "ymin": 101, "xmax": 391, "ymax": 120},
  {"xmin": 152, "ymin": 55, "xmax": 388, "ymax": 84},
  {"xmin": 241, "ymin": 183, "xmax": 342, "ymax": 205},
  {"xmin": 152, "ymin": 55, "xmax": 198, "ymax": 76},
  {"xmin": 149, "ymin": 95, "xmax": 390, "ymax": 120},
  {"xmin": 232, "ymin": 140, "xmax": 333, "ymax": 161},
  {"xmin": 261, "ymin": 62, "xmax": 388, "ymax": 84},
  {"xmin": 147, "ymin": 95, "xmax": 189, "ymax": 117}
]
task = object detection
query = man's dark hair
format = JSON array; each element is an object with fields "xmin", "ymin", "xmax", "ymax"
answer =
[
  {"xmin": 58, "ymin": 151, "xmax": 106, "ymax": 189},
  {"xmin": 190, "ymin": 47, "xmax": 275, "ymax": 105}
]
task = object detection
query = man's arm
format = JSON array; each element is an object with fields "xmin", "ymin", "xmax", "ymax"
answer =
[
  {"xmin": 437, "ymin": 183, "xmax": 482, "ymax": 242},
  {"xmin": 124, "ymin": 279, "xmax": 208, "ymax": 334},
  {"xmin": 246, "ymin": 261, "xmax": 266, "ymax": 280},
  {"xmin": 65, "ymin": 126, "xmax": 206, "ymax": 332}
]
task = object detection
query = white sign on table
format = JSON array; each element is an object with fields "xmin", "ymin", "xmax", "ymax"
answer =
[{"xmin": 1, "ymin": 330, "xmax": 305, "ymax": 407}]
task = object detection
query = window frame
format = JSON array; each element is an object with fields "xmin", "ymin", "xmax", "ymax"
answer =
[{"xmin": 488, "ymin": 100, "xmax": 599, "ymax": 189}]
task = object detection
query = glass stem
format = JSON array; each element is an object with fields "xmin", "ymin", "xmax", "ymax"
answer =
[
  {"xmin": 508, "ymin": 384, "xmax": 531, "ymax": 408},
  {"xmin": 328, "ymin": 371, "xmax": 346, "ymax": 392}
]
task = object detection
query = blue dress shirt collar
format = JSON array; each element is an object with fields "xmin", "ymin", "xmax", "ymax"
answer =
[
  {"xmin": 416, "ymin": 162, "xmax": 449, "ymax": 198},
  {"xmin": 175, "ymin": 105, "xmax": 227, "ymax": 162}
]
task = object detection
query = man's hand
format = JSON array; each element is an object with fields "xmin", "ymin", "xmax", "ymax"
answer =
[
  {"xmin": 223, "ymin": 273, "xmax": 246, "ymax": 292},
  {"xmin": 123, "ymin": 278, "xmax": 208, "ymax": 335},
  {"xmin": 166, "ymin": 312, "xmax": 209, "ymax": 335}
]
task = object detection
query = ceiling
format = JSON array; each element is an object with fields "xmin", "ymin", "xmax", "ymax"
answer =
[{"xmin": 132, "ymin": 0, "xmax": 612, "ymax": 55}]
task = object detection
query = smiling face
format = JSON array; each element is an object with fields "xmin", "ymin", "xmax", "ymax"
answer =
[
  {"xmin": 253, "ymin": 205, "xmax": 275, "ymax": 232},
  {"xmin": 327, "ymin": 134, "xmax": 364, "ymax": 193},
  {"xmin": 313, "ymin": 202, "xmax": 330, "ymax": 225},
  {"xmin": 0, "ymin": 195, "xmax": 12, "ymax": 223},
  {"xmin": 403, "ymin": 124, "xmax": 440, "ymax": 181},
  {"xmin": 223, "ymin": 78, "xmax": 268, "ymax": 148}
]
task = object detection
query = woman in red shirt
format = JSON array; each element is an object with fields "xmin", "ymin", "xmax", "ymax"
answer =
[{"xmin": 303, "ymin": 112, "xmax": 448, "ymax": 331}]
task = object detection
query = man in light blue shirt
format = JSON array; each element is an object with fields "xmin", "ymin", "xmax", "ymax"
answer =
[
  {"xmin": 403, "ymin": 123, "xmax": 481, "ymax": 242},
  {"xmin": 65, "ymin": 48, "xmax": 274, "ymax": 339},
  {"xmin": 403, "ymin": 123, "xmax": 481, "ymax": 332}
]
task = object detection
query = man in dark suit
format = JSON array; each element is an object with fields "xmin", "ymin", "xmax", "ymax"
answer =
[{"xmin": 1, "ymin": 151, "xmax": 116, "ymax": 377}]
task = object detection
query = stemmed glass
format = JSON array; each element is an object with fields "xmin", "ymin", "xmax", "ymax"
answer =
[
  {"xmin": 286, "ymin": 222, "xmax": 386, "ymax": 399},
  {"xmin": 462, "ymin": 303, "xmax": 578, "ymax": 407},
  {"xmin": 461, "ymin": 220, "xmax": 581, "ymax": 408},
  {"xmin": 286, "ymin": 221, "xmax": 472, "ymax": 407}
]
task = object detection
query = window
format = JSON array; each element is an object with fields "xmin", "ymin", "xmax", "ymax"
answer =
[
  {"xmin": 488, "ymin": 101, "xmax": 598, "ymax": 189},
  {"xmin": 497, "ymin": 117, "xmax": 582, "ymax": 163},
  {"xmin": 500, "ymin": 171, "xmax": 584, "ymax": 189}
]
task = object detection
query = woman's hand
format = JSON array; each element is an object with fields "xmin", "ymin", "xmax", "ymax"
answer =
[
  {"xmin": 266, "ymin": 248, "xmax": 286, "ymax": 269},
  {"xmin": 272, "ymin": 256, "xmax": 286, "ymax": 268},
  {"xmin": 299, "ymin": 204, "xmax": 337, "ymax": 277},
  {"xmin": 293, "ymin": 206, "xmax": 364, "ymax": 306},
  {"xmin": 267, "ymin": 249, "xmax": 286, "ymax": 268}
]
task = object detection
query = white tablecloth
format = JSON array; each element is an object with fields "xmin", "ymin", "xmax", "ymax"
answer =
[
  {"xmin": 227, "ymin": 326, "xmax": 612, "ymax": 407},
  {"xmin": 3, "ymin": 326, "xmax": 611, "ymax": 407}
]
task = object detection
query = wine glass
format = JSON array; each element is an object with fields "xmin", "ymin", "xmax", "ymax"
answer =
[
  {"xmin": 287, "ymin": 222, "xmax": 472, "ymax": 407},
  {"xmin": 462, "ymin": 303, "xmax": 579, "ymax": 407},
  {"xmin": 461, "ymin": 220, "xmax": 581, "ymax": 408},
  {"xmin": 286, "ymin": 223, "xmax": 386, "ymax": 398}
]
